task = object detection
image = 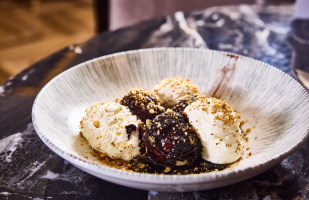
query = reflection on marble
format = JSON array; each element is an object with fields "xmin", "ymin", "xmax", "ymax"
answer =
[
  {"xmin": 0, "ymin": 124, "xmax": 90, "ymax": 195},
  {"xmin": 0, "ymin": 123, "xmax": 147, "ymax": 199},
  {"xmin": 0, "ymin": 3, "xmax": 308, "ymax": 200},
  {"xmin": 144, "ymin": 5, "xmax": 292, "ymax": 74}
]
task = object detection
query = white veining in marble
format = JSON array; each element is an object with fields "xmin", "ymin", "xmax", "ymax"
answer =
[
  {"xmin": 215, "ymin": 18, "xmax": 225, "ymax": 27},
  {"xmin": 21, "ymin": 68, "xmax": 35, "ymax": 82},
  {"xmin": 218, "ymin": 43, "xmax": 234, "ymax": 50},
  {"xmin": 267, "ymin": 25, "xmax": 290, "ymax": 35},
  {"xmin": 255, "ymin": 29, "xmax": 276, "ymax": 55},
  {"xmin": 141, "ymin": 16, "xmax": 174, "ymax": 47},
  {"xmin": 22, "ymin": 75, "xmax": 28, "ymax": 81},
  {"xmin": 40, "ymin": 166, "xmax": 90, "ymax": 184},
  {"xmin": 174, "ymin": 11, "xmax": 206, "ymax": 48},
  {"xmin": 217, "ymin": 28, "xmax": 244, "ymax": 52},
  {"xmin": 40, "ymin": 170, "xmax": 59, "ymax": 179},
  {"xmin": 159, "ymin": 16, "xmax": 174, "ymax": 33},
  {"xmin": 212, "ymin": 13, "xmax": 219, "ymax": 20},
  {"xmin": 239, "ymin": 5, "xmax": 265, "ymax": 27},
  {"xmin": 148, "ymin": 191, "xmax": 158, "ymax": 197},
  {"xmin": 0, "ymin": 123, "xmax": 93, "ymax": 196},
  {"xmin": 74, "ymin": 46, "xmax": 83, "ymax": 54},
  {"xmin": 5, "ymin": 82, "xmax": 12, "ymax": 86},
  {"xmin": 17, "ymin": 161, "xmax": 46, "ymax": 186},
  {"xmin": 0, "ymin": 132, "xmax": 23, "ymax": 162},
  {"xmin": 0, "ymin": 192, "xmax": 11, "ymax": 195},
  {"xmin": 195, "ymin": 20, "xmax": 205, "ymax": 26}
]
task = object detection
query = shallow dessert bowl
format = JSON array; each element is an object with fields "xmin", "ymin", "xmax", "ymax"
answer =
[{"xmin": 32, "ymin": 48, "xmax": 309, "ymax": 191}]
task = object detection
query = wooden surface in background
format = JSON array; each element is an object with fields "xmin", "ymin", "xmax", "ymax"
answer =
[{"xmin": 0, "ymin": 0, "xmax": 95, "ymax": 84}]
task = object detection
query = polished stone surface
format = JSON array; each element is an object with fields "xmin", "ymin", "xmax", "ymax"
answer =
[{"xmin": 1, "ymin": 4, "xmax": 308, "ymax": 200}]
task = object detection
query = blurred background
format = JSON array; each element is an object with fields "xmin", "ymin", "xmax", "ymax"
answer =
[
  {"xmin": 0, "ymin": 0, "xmax": 294, "ymax": 85},
  {"xmin": 0, "ymin": 0, "xmax": 95, "ymax": 84}
]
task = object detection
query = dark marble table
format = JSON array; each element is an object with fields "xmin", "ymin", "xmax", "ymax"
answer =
[{"xmin": 1, "ymin": 4, "xmax": 309, "ymax": 200}]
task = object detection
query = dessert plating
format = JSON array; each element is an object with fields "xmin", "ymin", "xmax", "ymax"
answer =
[{"xmin": 79, "ymin": 78, "xmax": 245, "ymax": 174}]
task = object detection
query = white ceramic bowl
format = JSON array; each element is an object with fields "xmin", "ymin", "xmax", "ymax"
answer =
[{"xmin": 32, "ymin": 48, "xmax": 309, "ymax": 192}]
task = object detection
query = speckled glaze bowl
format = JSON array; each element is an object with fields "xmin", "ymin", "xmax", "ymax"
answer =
[{"xmin": 32, "ymin": 48, "xmax": 309, "ymax": 192}]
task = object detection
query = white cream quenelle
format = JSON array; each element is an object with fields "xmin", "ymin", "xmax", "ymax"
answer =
[
  {"xmin": 153, "ymin": 77, "xmax": 198, "ymax": 107},
  {"xmin": 184, "ymin": 97, "xmax": 244, "ymax": 164},
  {"xmin": 80, "ymin": 103, "xmax": 143, "ymax": 161}
]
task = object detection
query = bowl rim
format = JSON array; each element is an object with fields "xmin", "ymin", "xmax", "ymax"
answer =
[{"xmin": 32, "ymin": 47, "xmax": 309, "ymax": 184}]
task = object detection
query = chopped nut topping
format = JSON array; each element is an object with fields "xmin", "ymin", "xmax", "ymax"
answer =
[
  {"xmin": 93, "ymin": 120, "xmax": 100, "ymax": 128},
  {"xmin": 164, "ymin": 167, "xmax": 171, "ymax": 173},
  {"xmin": 138, "ymin": 163, "xmax": 145, "ymax": 168}
]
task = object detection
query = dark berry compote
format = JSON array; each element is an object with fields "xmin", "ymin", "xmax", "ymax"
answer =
[
  {"xmin": 141, "ymin": 109, "xmax": 202, "ymax": 167},
  {"xmin": 120, "ymin": 88, "xmax": 165, "ymax": 122}
]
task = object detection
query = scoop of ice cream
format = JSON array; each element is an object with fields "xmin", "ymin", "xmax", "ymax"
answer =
[
  {"xmin": 120, "ymin": 88, "xmax": 165, "ymax": 122},
  {"xmin": 184, "ymin": 97, "xmax": 244, "ymax": 164},
  {"xmin": 141, "ymin": 109, "xmax": 202, "ymax": 167},
  {"xmin": 80, "ymin": 102, "xmax": 143, "ymax": 161},
  {"xmin": 153, "ymin": 77, "xmax": 199, "ymax": 108}
]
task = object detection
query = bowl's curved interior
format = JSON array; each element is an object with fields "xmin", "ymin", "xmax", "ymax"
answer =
[{"xmin": 32, "ymin": 48, "xmax": 309, "ymax": 189}]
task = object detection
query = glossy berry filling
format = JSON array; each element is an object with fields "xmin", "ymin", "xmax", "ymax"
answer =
[{"xmin": 141, "ymin": 110, "xmax": 202, "ymax": 167}]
